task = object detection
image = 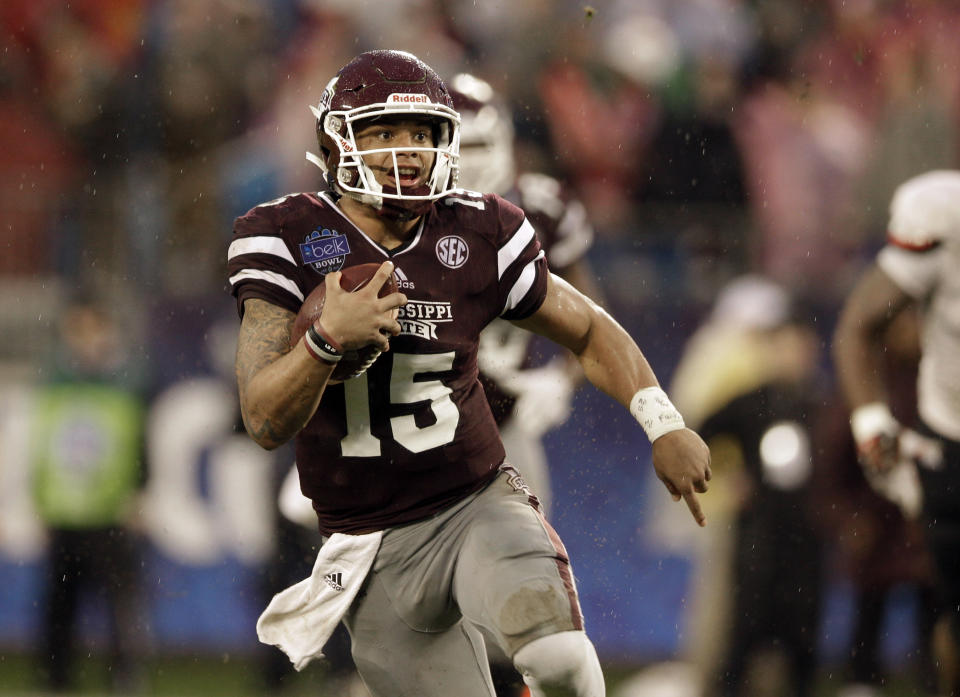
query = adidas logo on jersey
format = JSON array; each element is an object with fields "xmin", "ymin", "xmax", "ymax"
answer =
[
  {"xmin": 324, "ymin": 572, "xmax": 345, "ymax": 592},
  {"xmin": 393, "ymin": 266, "xmax": 415, "ymax": 290}
]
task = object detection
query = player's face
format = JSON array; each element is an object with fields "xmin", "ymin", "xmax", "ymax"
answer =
[{"xmin": 354, "ymin": 118, "xmax": 437, "ymax": 192}]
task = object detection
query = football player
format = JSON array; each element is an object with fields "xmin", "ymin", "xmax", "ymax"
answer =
[
  {"xmin": 449, "ymin": 72, "xmax": 604, "ymax": 517},
  {"xmin": 833, "ymin": 170, "xmax": 960, "ymax": 697},
  {"xmin": 228, "ymin": 50, "xmax": 711, "ymax": 697}
]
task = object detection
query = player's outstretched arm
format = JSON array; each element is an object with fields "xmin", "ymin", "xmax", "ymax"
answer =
[
  {"xmin": 832, "ymin": 263, "xmax": 915, "ymax": 471},
  {"xmin": 832, "ymin": 263, "xmax": 914, "ymax": 410},
  {"xmin": 513, "ymin": 273, "xmax": 712, "ymax": 525},
  {"xmin": 236, "ymin": 262, "xmax": 405, "ymax": 450}
]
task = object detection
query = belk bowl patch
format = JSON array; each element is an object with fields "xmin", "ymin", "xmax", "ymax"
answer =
[{"xmin": 300, "ymin": 228, "xmax": 350, "ymax": 273}]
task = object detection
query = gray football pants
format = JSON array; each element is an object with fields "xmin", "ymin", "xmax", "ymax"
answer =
[{"xmin": 342, "ymin": 465, "xmax": 583, "ymax": 697}]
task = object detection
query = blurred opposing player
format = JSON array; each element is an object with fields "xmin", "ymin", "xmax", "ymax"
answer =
[
  {"xmin": 833, "ymin": 170, "xmax": 960, "ymax": 697},
  {"xmin": 449, "ymin": 73, "xmax": 603, "ymax": 516},
  {"xmin": 229, "ymin": 50, "xmax": 710, "ymax": 697}
]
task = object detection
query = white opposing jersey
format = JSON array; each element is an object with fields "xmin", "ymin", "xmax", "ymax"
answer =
[{"xmin": 878, "ymin": 236, "xmax": 960, "ymax": 440}]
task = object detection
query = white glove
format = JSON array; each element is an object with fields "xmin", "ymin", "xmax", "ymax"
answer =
[
  {"xmin": 503, "ymin": 359, "xmax": 576, "ymax": 438},
  {"xmin": 850, "ymin": 402, "xmax": 901, "ymax": 473},
  {"xmin": 851, "ymin": 404, "xmax": 944, "ymax": 520},
  {"xmin": 899, "ymin": 427, "xmax": 944, "ymax": 471},
  {"xmin": 862, "ymin": 457, "xmax": 923, "ymax": 520}
]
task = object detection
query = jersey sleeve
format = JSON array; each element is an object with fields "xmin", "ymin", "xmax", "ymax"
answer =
[
  {"xmin": 227, "ymin": 197, "xmax": 305, "ymax": 317},
  {"xmin": 490, "ymin": 195, "xmax": 549, "ymax": 321},
  {"xmin": 516, "ymin": 173, "xmax": 594, "ymax": 271}
]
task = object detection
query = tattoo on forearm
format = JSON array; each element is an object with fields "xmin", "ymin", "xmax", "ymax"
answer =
[
  {"xmin": 236, "ymin": 299, "xmax": 295, "ymax": 395},
  {"xmin": 235, "ymin": 299, "xmax": 325, "ymax": 447}
]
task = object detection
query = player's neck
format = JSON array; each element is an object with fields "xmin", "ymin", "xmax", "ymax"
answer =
[{"xmin": 338, "ymin": 196, "xmax": 420, "ymax": 250}]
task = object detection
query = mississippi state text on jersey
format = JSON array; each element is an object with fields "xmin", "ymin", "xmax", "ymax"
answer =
[{"xmin": 227, "ymin": 190, "xmax": 548, "ymax": 534}]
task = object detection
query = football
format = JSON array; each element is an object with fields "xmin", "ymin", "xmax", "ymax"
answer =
[{"xmin": 290, "ymin": 262, "xmax": 399, "ymax": 381}]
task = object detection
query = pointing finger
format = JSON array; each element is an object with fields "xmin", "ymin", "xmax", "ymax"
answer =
[{"xmin": 683, "ymin": 491, "xmax": 707, "ymax": 527}]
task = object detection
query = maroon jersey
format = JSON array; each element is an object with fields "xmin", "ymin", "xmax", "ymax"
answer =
[
  {"xmin": 478, "ymin": 173, "xmax": 594, "ymax": 424},
  {"xmin": 227, "ymin": 190, "xmax": 548, "ymax": 534}
]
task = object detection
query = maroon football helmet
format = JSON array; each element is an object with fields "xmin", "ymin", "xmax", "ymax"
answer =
[{"xmin": 308, "ymin": 50, "xmax": 461, "ymax": 217}]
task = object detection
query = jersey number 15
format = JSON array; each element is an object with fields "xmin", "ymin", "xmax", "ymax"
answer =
[{"xmin": 340, "ymin": 351, "xmax": 459, "ymax": 456}]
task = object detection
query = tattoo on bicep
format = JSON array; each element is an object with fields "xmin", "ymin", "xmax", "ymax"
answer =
[{"xmin": 235, "ymin": 299, "xmax": 295, "ymax": 393}]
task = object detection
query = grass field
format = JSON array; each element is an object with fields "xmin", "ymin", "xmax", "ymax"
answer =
[{"xmin": 0, "ymin": 651, "xmax": 933, "ymax": 697}]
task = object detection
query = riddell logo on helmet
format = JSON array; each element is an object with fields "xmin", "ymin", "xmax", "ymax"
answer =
[{"xmin": 388, "ymin": 93, "xmax": 430, "ymax": 104}]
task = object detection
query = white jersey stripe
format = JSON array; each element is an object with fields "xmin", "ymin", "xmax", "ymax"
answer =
[
  {"xmin": 229, "ymin": 269, "xmax": 304, "ymax": 302},
  {"xmin": 228, "ymin": 236, "xmax": 296, "ymax": 265},
  {"xmin": 501, "ymin": 251, "xmax": 545, "ymax": 315},
  {"xmin": 497, "ymin": 219, "xmax": 536, "ymax": 279}
]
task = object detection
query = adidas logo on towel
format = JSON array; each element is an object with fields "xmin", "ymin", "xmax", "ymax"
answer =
[{"xmin": 324, "ymin": 572, "xmax": 344, "ymax": 592}]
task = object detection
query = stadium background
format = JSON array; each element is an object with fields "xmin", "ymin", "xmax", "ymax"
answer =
[{"xmin": 2, "ymin": 0, "xmax": 958, "ymax": 694}]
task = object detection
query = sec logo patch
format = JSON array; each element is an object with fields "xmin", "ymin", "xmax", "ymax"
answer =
[{"xmin": 436, "ymin": 235, "xmax": 469, "ymax": 269}]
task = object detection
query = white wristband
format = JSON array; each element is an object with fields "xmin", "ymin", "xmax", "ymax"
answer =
[
  {"xmin": 850, "ymin": 402, "xmax": 898, "ymax": 445},
  {"xmin": 630, "ymin": 386, "xmax": 685, "ymax": 443}
]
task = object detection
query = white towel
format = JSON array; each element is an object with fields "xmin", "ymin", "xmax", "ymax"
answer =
[{"xmin": 256, "ymin": 530, "xmax": 382, "ymax": 670}]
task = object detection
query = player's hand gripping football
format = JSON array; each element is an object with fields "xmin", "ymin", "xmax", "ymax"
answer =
[
  {"xmin": 319, "ymin": 261, "xmax": 407, "ymax": 352},
  {"xmin": 651, "ymin": 428, "xmax": 712, "ymax": 527}
]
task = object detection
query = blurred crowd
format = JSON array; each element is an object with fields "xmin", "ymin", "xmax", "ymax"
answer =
[
  {"xmin": 3, "ymin": 0, "xmax": 960, "ymax": 323},
  {"xmin": 2, "ymin": 0, "xmax": 960, "ymax": 695}
]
